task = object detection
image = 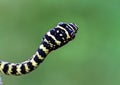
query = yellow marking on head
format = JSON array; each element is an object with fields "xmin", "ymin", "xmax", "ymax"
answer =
[
  {"xmin": 50, "ymin": 43, "xmax": 53, "ymax": 47},
  {"xmin": 57, "ymin": 30, "xmax": 59, "ymax": 33},
  {"xmin": 47, "ymin": 31, "xmax": 61, "ymax": 46},
  {"xmin": 62, "ymin": 37, "xmax": 65, "ymax": 40},
  {"xmin": 56, "ymin": 25, "xmax": 70, "ymax": 39},
  {"xmin": 59, "ymin": 34, "xmax": 63, "ymax": 36}
]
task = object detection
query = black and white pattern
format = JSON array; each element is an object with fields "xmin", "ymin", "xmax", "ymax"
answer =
[{"xmin": 0, "ymin": 22, "xmax": 78, "ymax": 76}]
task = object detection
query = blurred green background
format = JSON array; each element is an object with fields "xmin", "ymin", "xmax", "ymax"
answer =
[{"xmin": 0, "ymin": 0, "xmax": 120, "ymax": 85}]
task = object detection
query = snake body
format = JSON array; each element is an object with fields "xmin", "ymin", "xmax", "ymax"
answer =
[{"xmin": 0, "ymin": 22, "xmax": 78, "ymax": 76}]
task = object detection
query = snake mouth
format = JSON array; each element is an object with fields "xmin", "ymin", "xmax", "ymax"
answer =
[
  {"xmin": 68, "ymin": 23, "xmax": 78, "ymax": 33},
  {"xmin": 67, "ymin": 23, "xmax": 78, "ymax": 39}
]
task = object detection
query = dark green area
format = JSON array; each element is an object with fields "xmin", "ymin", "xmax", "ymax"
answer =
[{"xmin": 0, "ymin": 0, "xmax": 120, "ymax": 85}]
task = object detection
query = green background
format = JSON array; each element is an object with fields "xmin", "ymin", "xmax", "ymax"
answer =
[{"xmin": 0, "ymin": 0, "xmax": 120, "ymax": 85}]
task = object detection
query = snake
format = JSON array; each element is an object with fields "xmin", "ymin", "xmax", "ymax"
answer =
[{"xmin": 0, "ymin": 22, "xmax": 78, "ymax": 76}]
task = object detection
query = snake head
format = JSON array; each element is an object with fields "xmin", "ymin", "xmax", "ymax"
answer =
[
  {"xmin": 58, "ymin": 22, "xmax": 78, "ymax": 40},
  {"xmin": 42, "ymin": 22, "xmax": 78, "ymax": 50}
]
